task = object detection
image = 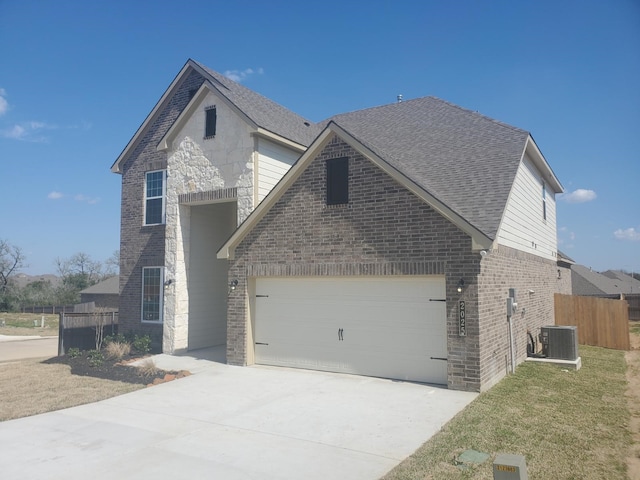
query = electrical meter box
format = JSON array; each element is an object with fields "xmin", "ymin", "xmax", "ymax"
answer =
[{"xmin": 493, "ymin": 453, "xmax": 528, "ymax": 480}]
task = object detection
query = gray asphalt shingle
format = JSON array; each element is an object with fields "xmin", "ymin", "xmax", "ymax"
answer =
[
  {"xmin": 193, "ymin": 60, "xmax": 320, "ymax": 147},
  {"xmin": 324, "ymin": 97, "xmax": 530, "ymax": 239}
]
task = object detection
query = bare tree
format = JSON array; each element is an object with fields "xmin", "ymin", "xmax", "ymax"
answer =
[
  {"xmin": 55, "ymin": 252, "xmax": 104, "ymax": 304},
  {"xmin": 104, "ymin": 250, "xmax": 120, "ymax": 276},
  {"xmin": 0, "ymin": 239, "xmax": 26, "ymax": 292}
]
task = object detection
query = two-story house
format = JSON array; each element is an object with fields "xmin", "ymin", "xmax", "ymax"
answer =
[{"xmin": 112, "ymin": 59, "xmax": 565, "ymax": 392}]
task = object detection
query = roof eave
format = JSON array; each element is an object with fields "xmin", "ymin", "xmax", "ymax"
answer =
[
  {"xmin": 111, "ymin": 59, "xmax": 198, "ymax": 174},
  {"xmin": 217, "ymin": 127, "xmax": 335, "ymax": 260},
  {"xmin": 217, "ymin": 123, "xmax": 493, "ymax": 259},
  {"xmin": 330, "ymin": 123, "xmax": 494, "ymax": 250},
  {"xmin": 526, "ymin": 136, "xmax": 563, "ymax": 193}
]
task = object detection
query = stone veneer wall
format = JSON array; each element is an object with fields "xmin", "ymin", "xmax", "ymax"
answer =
[
  {"xmin": 476, "ymin": 245, "xmax": 558, "ymax": 390},
  {"xmin": 227, "ymin": 135, "xmax": 487, "ymax": 391},
  {"xmin": 118, "ymin": 69, "xmax": 205, "ymax": 343},
  {"xmin": 162, "ymin": 89, "xmax": 255, "ymax": 352}
]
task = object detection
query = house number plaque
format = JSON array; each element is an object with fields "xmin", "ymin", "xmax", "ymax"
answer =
[{"xmin": 459, "ymin": 300, "xmax": 466, "ymax": 336}]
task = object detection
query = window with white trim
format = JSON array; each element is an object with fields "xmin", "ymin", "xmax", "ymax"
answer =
[
  {"xmin": 141, "ymin": 267, "xmax": 163, "ymax": 323},
  {"xmin": 144, "ymin": 170, "xmax": 166, "ymax": 225}
]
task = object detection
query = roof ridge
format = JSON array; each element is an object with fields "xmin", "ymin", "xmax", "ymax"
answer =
[
  {"xmin": 328, "ymin": 96, "xmax": 529, "ymax": 136},
  {"xmin": 424, "ymin": 96, "xmax": 530, "ymax": 135}
]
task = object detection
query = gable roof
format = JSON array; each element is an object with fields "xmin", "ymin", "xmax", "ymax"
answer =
[
  {"xmin": 193, "ymin": 61, "xmax": 320, "ymax": 147},
  {"xmin": 218, "ymin": 96, "xmax": 562, "ymax": 259},
  {"xmin": 111, "ymin": 59, "xmax": 318, "ymax": 173},
  {"xmin": 602, "ymin": 270, "xmax": 640, "ymax": 292},
  {"xmin": 79, "ymin": 276, "xmax": 119, "ymax": 295},
  {"xmin": 325, "ymin": 97, "xmax": 561, "ymax": 239},
  {"xmin": 571, "ymin": 265, "xmax": 638, "ymax": 295}
]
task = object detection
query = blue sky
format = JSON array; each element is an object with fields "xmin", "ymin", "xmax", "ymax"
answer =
[{"xmin": 0, "ymin": 0, "xmax": 638, "ymax": 275}]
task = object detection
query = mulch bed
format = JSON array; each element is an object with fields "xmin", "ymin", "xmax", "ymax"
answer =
[{"xmin": 43, "ymin": 352, "xmax": 191, "ymax": 386}]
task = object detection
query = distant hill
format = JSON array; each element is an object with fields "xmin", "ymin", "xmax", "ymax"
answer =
[{"xmin": 13, "ymin": 273, "xmax": 61, "ymax": 289}]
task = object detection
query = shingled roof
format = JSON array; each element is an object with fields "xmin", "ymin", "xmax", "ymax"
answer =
[
  {"xmin": 192, "ymin": 60, "xmax": 319, "ymax": 147},
  {"xmin": 325, "ymin": 97, "xmax": 532, "ymax": 239},
  {"xmin": 112, "ymin": 59, "xmax": 319, "ymax": 173}
]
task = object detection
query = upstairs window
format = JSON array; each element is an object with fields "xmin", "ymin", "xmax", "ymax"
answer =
[
  {"xmin": 144, "ymin": 170, "xmax": 166, "ymax": 225},
  {"xmin": 542, "ymin": 181, "xmax": 547, "ymax": 221},
  {"xmin": 205, "ymin": 105, "xmax": 217, "ymax": 138},
  {"xmin": 142, "ymin": 266, "xmax": 163, "ymax": 323},
  {"xmin": 326, "ymin": 157, "xmax": 349, "ymax": 205}
]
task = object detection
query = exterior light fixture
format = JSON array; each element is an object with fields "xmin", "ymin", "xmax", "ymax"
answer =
[
  {"xmin": 457, "ymin": 279, "xmax": 465, "ymax": 293},
  {"xmin": 164, "ymin": 279, "xmax": 173, "ymax": 286},
  {"xmin": 228, "ymin": 279, "xmax": 239, "ymax": 293}
]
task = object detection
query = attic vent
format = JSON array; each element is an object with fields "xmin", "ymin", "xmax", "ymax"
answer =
[
  {"xmin": 205, "ymin": 105, "xmax": 217, "ymax": 139},
  {"xmin": 304, "ymin": 121, "xmax": 310, "ymax": 127}
]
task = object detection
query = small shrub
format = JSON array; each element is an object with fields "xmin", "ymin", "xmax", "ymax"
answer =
[
  {"xmin": 132, "ymin": 334, "xmax": 152, "ymax": 355},
  {"xmin": 67, "ymin": 347, "xmax": 81, "ymax": 358},
  {"xmin": 104, "ymin": 333, "xmax": 127, "ymax": 345},
  {"xmin": 104, "ymin": 341, "xmax": 131, "ymax": 360},
  {"xmin": 87, "ymin": 349, "xmax": 104, "ymax": 367},
  {"xmin": 137, "ymin": 358, "xmax": 159, "ymax": 377}
]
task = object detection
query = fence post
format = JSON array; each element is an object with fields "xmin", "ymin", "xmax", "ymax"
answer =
[{"xmin": 58, "ymin": 312, "xmax": 64, "ymax": 356}]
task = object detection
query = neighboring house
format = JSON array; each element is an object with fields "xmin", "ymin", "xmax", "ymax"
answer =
[
  {"xmin": 602, "ymin": 270, "xmax": 640, "ymax": 294},
  {"xmin": 556, "ymin": 250, "xmax": 574, "ymax": 295},
  {"xmin": 572, "ymin": 265, "xmax": 639, "ymax": 296},
  {"xmin": 78, "ymin": 276, "xmax": 119, "ymax": 310},
  {"xmin": 113, "ymin": 59, "xmax": 565, "ymax": 392}
]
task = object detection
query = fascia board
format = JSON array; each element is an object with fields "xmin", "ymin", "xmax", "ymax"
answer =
[
  {"xmin": 217, "ymin": 123, "xmax": 493, "ymax": 259},
  {"xmin": 217, "ymin": 127, "xmax": 335, "ymax": 259},
  {"xmin": 526, "ymin": 135, "xmax": 563, "ymax": 193},
  {"xmin": 330, "ymin": 123, "xmax": 494, "ymax": 250},
  {"xmin": 111, "ymin": 61, "xmax": 193, "ymax": 174},
  {"xmin": 253, "ymin": 128, "xmax": 307, "ymax": 152},
  {"xmin": 155, "ymin": 81, "xmax": 258, "ymax": 151}
]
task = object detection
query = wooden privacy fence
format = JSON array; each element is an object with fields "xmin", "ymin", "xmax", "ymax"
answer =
[
  {"xmin": 58, "ymin": 311, "xmax": 118, "ymax": 355},
  {"xmin": 554, "ymin": 293, "xmax": 629, "ymax": 350}
]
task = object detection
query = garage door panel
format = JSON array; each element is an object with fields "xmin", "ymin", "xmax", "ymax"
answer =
[{"xmin": 254, "ymin": 276, "xmax": 448, "ymax": 384}]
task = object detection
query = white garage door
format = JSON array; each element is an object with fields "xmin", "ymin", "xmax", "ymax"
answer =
[{"xmin": 254, "ymin": 276, "xmax": 448, "ymax": 384}]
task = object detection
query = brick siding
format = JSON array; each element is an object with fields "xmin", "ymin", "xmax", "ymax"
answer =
[
  {"xmin": 118, "ymin": 69, "xmax": 205, "ymax": 341},
  {"xmin": 228, "ymin": 135, "xmax": 486, "ymax": 391}
]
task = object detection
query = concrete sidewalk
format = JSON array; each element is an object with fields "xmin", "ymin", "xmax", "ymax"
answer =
[{"xmin": 0, "ymin": 348, "xmax": 477, "ymax": 479}]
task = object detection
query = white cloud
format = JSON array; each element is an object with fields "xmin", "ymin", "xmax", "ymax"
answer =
[
  {"xmin": 0, "ymin": 88, "xmax": 8, "ymax": 116},
  {"xmin": 48, "ymin": 191, "xmax": 64, "ymax": 200},
  {"xmin": 3, "ymin": 124, "xmax": 26, "ymax": 139},
  {"xmin": 559, "ymin": 189, "xmax": 597, "ymax": 204},
  {"xmin": 223, "ymin": 67, "xmax": 264, "ymax": 83},
  {"xmin": 74, "ymin": 194, "xmax": 100, "ymax": 204},
  {"xmin": 614, "ymin": 227, "xmax": 640, "ymax": 242},
  {"xmin": 1, "ymin": 121, "xmax": 56, "ymax": 142}
]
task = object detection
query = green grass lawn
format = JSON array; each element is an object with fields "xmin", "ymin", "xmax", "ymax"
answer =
[{"xmin": 383, "ymin": 345, "xmax": 629, "ymax": 479}]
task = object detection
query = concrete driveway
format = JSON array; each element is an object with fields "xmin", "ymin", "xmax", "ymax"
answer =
[{"xmin": 0, "ymin": 348, "xmax": 477, "ymax": 480}]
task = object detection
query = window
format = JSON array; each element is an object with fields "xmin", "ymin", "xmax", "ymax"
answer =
[
  {"xmin": 142, "ymin": 267, "xmax": 163, "ymax": 322},
  {"xmin": 144, "ymin": 170, "xmax": 165, "ymax": 225},
  {"xmin": 326, "ymin": 157, "xmax": 349, "ymax": 205},
  {"xmin": 205, "ymin": 105, "xmax": 217, "ymax": 138},
  {"xmin": 542, "ymin": 181, "xmax": 547, "ymax": 221}
]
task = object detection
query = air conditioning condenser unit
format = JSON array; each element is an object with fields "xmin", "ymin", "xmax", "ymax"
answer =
[{"xmin": 541, "ymin": 325, "xmax": 579, "ymax": 361}]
